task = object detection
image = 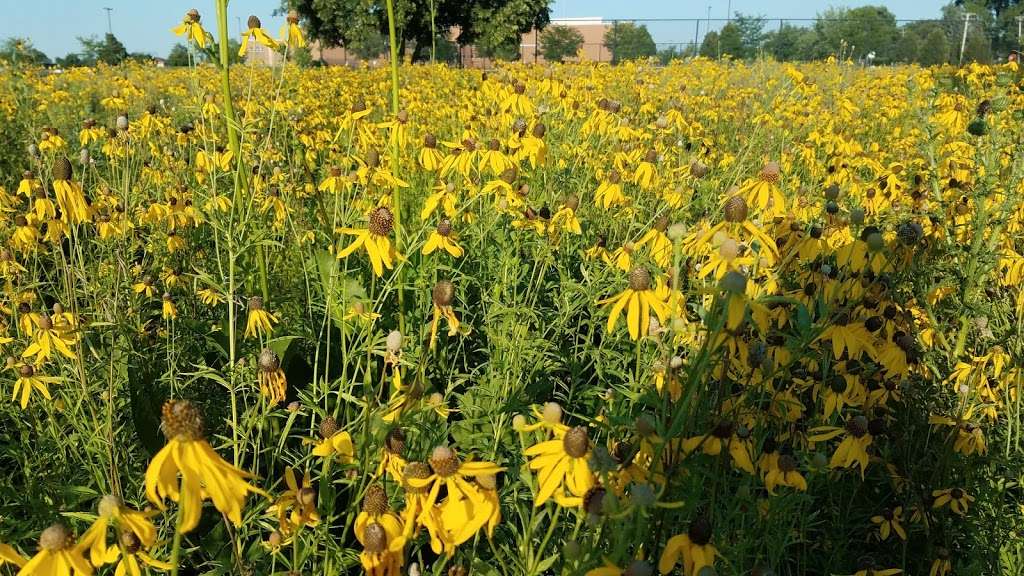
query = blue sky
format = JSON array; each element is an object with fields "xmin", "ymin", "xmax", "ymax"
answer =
[{"xmin": 3, "ymin": 0, "xmax": 951, "ymax": 59}]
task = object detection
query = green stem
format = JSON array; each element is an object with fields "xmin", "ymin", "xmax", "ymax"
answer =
[
  {"xmin": 169, "ymin": 498, "xmax": 187, "ymax": 576},
  {"xmin": 384, "ymin": 0, "xmax": 405, "ymax": 334},
  {"xmin": 215, "ymin": 0, "xmax": 241, "ymax": 161}
]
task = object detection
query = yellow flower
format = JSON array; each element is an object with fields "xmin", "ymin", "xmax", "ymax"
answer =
[
  {"xmin": 418, "ymin": 134, "xmax": 443, "ymax": 171},
  {"xmin": 523, "ymin": 426, "xmax": 594, "ymax": 507},
  {"xmin": 930, "ymin": 549, "xmax": 952, "ymax": 576},
  {"xmin": 309, "ymin": 416, "xmax": 354, "ymax": 463},
  {"xmin": 18, "ymin": 524, "xmax": 92, "ymax": 576},
  {"xmin": 11, "ymin": 363, "xmax": 59, "ymax": 409},
  {"xmin": 376, "ymin": 428, "xmax": 408, "ymax": 481},
  {"xmin": 269, "ymin": 467, "xmax": 320, "ymax": 535},
  {"xmin": 77, "ymin": 495, "xmax": 158, "ymax": 568},
  {"xmin": 422, "ymin": 218, "xmax": 463, "ymax": 258},
  {"xmin": 145, "ymin": 400, "xmax": 263, "ymax": 533},
  {"xmin": 336, "ymin": 207, "xmax": 399, "ymax": 278},
  {"xmin": 762, "ymin": 453, "xmax": 807, "ymax": 494},
  {"xmin": 104, "ymin": 532, "xmax": 173, "ymax": 576},
  {"xmin": 238, "ymin": 16, "xmax": 278, "ymax": 57},
  {"xmin": 594, "ymin": 171, "xmax": 629, "ymax": 209},
  {"xmin": 931, "ymin": 487, "xmax": 974, "ymax": 515},
  {"xmin": 172, "ymin": 9, "xmax": 207, "ymax": 48},
  {"xmin": 279, "ymin": 11, "xmax": 306, "ymax": 50},
  {"xmin": 659, "ymin": 517, "xmax": 718, "ymax": 576},
  {"xmin": 598, "ymin": 267, "xmax": 669, "ymax": 341},
  {"xmin": 245, "ymin": 296, "xmax": 278, "ymax": 340},
  {"xmin": 406, "ymin": 446, "xmax": 504, "ymax": 521},
  {"xmin": 871, "ymin": 506, "xmax": 907, "ymax": 541},
  {"xmin": 809, "ymin": 416, "xmax": 874, "ymax": 478},
  {"xmin": 354, "ymin": 485, "xmax": 406, "ymax": 576},
  {"xmin": 429, "ymin": 280, "xmax": 461, "ymax": 349},
  {"xmin": 682, "ymin": 420, "xmax": 755, "ymax": 474},
  {"xmin": 22, "ymin": 312, "xmax": 78, "ymax": 363},
  {"xmin": 161, "ymin": 293, "xmax": 177, "ymax": 321},
  {"xmin": 196, "ymin": 287, "xmax": 224, "ymax": 306},
  {"xmin": 257, "ymin": 348, "xmax": 287, "ymax": 404},
  {"xmin": 51, "ymin": 157, "xmax": 89, "ymax": 226},
  {"xmin": 738, "ymin": 161, "xmax": 786, "ymax": 217},
  {"xmin": 0, "ymin": 542, "xmax": 25, "ymax": 569}
]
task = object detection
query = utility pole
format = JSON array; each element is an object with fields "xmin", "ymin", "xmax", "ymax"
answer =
[
  {"xmin": 959, "ymin": 12, "xmax": 974, "ymax": 66},
  {"xmin": 1017, "ymin": 15, "xmax": 1023, "ymax": 46},
  {"xmin": 103, "ymin": 7, "xmax": 113, "ymax": 35}
]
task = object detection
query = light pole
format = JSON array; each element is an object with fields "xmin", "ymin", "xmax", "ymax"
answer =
[
  {"xmin": 959, "ymin": 12, "xmax": 974, "ymax": 66},
  {"xmin": 103, "ymin": 7, "xmax": 113, "ymax": 35}
]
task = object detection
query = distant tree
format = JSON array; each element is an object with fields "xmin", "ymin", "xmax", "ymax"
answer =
[
  {"xmin": 699, "ymin": 31, "xmax": 720, "ymax": 58},
  {"xmin": 293, "ymin": 0, "xmax": 550, "ymax": 62},
  {"xmin": 717, "ymin": 23, "xmax": 746, "ymax": 57},
  {"xmin": 540, "ymin": 24, "xmax": 583, "ymax": 62},
  {"xmin": 896, "ymin": 29, "xmax": 923, "ymax": 62},
  {"xmin": 763, "ymin": 24, "xmax": 817, "ymax": 60},
  {"xmin": 348, "ymin": 33, "xmax": 388, "ymax": 60},
  {"xmin": 943, "ymin": 2, "xmax": 995, "ymax": 62},
  {"xmin": 166, "ymin": 44, "xmax": 195, "ymax": 66},
  {"xmin": 0, "ymin": 37, "xmax": 50, "ymax": 66},
  {"xmin": 79, "ymin": 33, "xmax": 128, "ymax": 65},
  {"xmin": 55, "ymin": 53, "xmax": 86, "ymax": 68},
  {"xmin": 657, "ymin": 45, "xmax": 687, "ymax": 64},
  {"xmin": 811, "ymin": 6, "xmax": 901, "ymax": 62},
  {"xmin": 995, "ymin": 3, "xmax": 1024, "ymax": 55},
  {"xmin": 733, "ymin": 13, "xmax": 767, "ymax": 56},
  {"xmin": 604, "ymin": 22, "xmax": 657, "ymax": 63},
  {"xmin": 920, "ymin": 28, "xmax": 952, "ymax": 65},
  {"xmin": 433, "ymin": 36, "xmax": 459, "ymax": 63},
  {"xmin": 479, "ymin": 36, "xmax": 521, "ymax": 61}
]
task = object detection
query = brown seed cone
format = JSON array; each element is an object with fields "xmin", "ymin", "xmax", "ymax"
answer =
[
  {"xmin": 429, "ymin": 445, "xmax": 461, "ymax": 477},
  {"xmin": 385, "ymin": 427, "xmax": 406, "ymax": 455},
  {"xmin": 258, "ymin": 348, "xmax": 280, "ymax": 372},
  {"xmin": 362, "ymin": 484, "xmax": 389, "ymax": 516},
  {"xmin": 432, "ymin": 280, "xmax": 455, "ymax": 306},
  {"xmin": 562, "ymin": 426, "xmax": 590, "ymax": 458},
  {"xmin": 368, "ymin": 206, "xmax": 394, "ymax": 236},
  {"xmin": 688, "ymin": 516, "xmax": 713, "ymax": 546},
  {"xmin": 39, "ymin": 524, "xmax": 74, "ymax": 551},
  {"xmin": 724, "ymin": 195, "xmax": 748, "ymax": 223},
  {"xmin": 186, "ymin": 8, "xmax": 200, "ymax": 22},
  {"xmin": 760, "ymin": 161, "xmax": 781, "ymax": 183},
  {"xmin": 319, "ymin": 416, "xmax": 339, "ymax": 439},
  {"xmin": 846, "ymin": 415, "xmax": 869, "ymax": 438},
  {"xmin": 161, "ymin": 399, "xmax": 204, "ymax": 441},
  {"xmin": 362, "ymin": 522, "xmax": 387, "ymax": 553},
  {"xmin": 53, "ymin": 156, "xmax": 72, "ymax": 181},
  {"xmin": 437, "ymin": 218, "xmax": 452, "ymax": 237},
  {"xmin": 247, "ymin": 15, "xmax": 262, "ymax": 29},
  {"xmin": 583, "ymin": 485, "xmax": 606, "ymax": 516},
  {"xmin": 628, "ymin": 267, "xmax": 651, "ymax": 291},
  {"xmin": 778, "ymin": 454, "xmax": 797, "ymax": 473}
]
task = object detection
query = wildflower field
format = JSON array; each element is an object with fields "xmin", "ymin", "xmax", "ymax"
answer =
[{"xmin": 2, "ymin": 11, "xmax": 1024, "ymax": 576}]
